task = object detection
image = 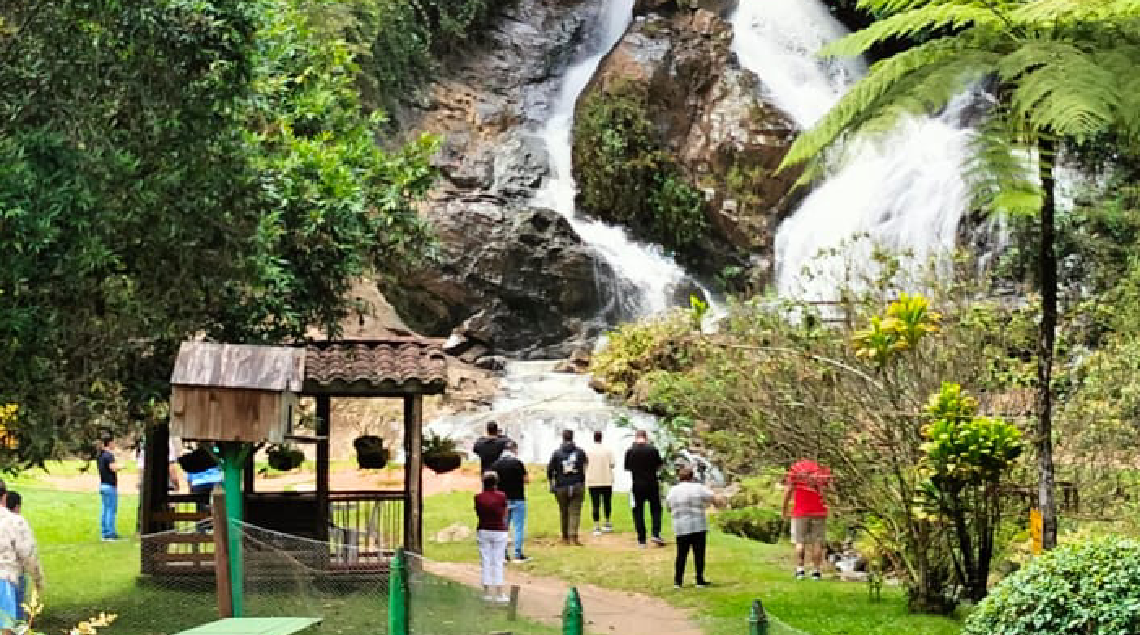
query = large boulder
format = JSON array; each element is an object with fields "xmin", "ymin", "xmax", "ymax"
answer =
[
  {"xmin": 573, "ymin": 5, "xmax": 801, "ymax": 291},
  {"xmin": 384, "ymin": 193, "xmax": 629, "ymax": 358}
]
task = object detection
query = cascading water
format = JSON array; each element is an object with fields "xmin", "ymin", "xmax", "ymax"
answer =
[
  {"xmin": 426, "ymin": 1, "xmax": 725, "ymax": 487},
  {"xmin": 731, "ymin": 0, "xmax": 976, "ymax": 301},
  {"xmin": 532, "ymin": 0, "xmax": 694, "ymax": 318}
]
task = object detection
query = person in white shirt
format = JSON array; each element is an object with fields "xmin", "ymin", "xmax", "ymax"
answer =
[
  {"xmin": 584, "ymin": 431, "xmax": 615, "ymax": 535},
  {"xmin": 0, "ymin": 481, "xmax": 41, "ymax": 628},
  {"xmin": 665, "ymin": 466, "xmax": 723, "ymax": 589}
]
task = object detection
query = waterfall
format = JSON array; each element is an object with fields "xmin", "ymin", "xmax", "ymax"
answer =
[
  {"xmin": 533, "ymin": 0, "xmax": 695, "ymax": 318},
  {"xmin": 731, "ymin": 0, "xmax": 976, "ymax": 301}
]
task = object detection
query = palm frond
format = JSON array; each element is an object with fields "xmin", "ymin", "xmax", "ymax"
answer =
[
  {"xmin": 779, "ymin": 38, "xmax": 966, "ymax": 171},
  {"xmin": 822, "ymin": 6, "xmax": 1005, "ymax": 58}
]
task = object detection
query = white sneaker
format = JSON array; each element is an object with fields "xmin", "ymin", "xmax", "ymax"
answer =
[
  {"xmin": 593, "ymin": 528, "xmax": 602, "ymax": 536},
  {"xmin": 482, "ymin": 594, "xmax": 494, "ymax": 602},
  {"xmin": 496, "ymin": 595, "xmax": 510, "ymax": 604}
]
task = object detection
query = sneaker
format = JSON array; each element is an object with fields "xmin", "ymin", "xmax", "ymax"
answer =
[
  {"xmin": 651, "ymin": 536, "xmax": 666, "ymax": 547},
  {"xmin": 811, "ymin": 570, "xmax": 823, "ymax": 580},
  {"xmin": 637, "ymin": 542, "xmax": 647, "ymax": 549},
  {"xmin": 795, "ymin": 568, "xmax": 806, "ymax": 580},
  {"xmin": 593, "ymin": 528, "xmax": 602, "ymax": 537},
  {"xmin": 482, "ymin": 594, "xmax": 495, "ymax": 602},
  {"xmin": 602, "ymin": 522, "xmax": 613, "ymax": 533},
  {"xmin": 571, "ymin": 538, "xmax": 584, "ymax": 546},
  {"xmin": 673, "ymin": 583, "xmax": 682, "ymax": 589},
  {"xmin": 514, "ymin": 554, "xmax": 531, "ymax": 563},
  {"xmin": 496, "ymin": 595, "xmax": 511, "ymax": 604},
  {"xmin": 695, "ymin": 580, "xmax": 712, "ymax": 588}
]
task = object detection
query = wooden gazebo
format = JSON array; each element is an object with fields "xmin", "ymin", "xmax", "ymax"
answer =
[{"xmin": 140, "ymin": 338, "xmax": 447, "ymax": 579}]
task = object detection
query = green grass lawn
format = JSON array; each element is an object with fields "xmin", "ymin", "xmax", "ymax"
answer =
[
  {"xmin": 423, "ymin": 476, "xmax": 963, "ymax": 635},
  {"xmin": 17, "ymin": 475, "xmax": 553, "ymax": 635}
]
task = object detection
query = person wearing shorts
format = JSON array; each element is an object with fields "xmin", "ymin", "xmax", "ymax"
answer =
[{"xmin": 782, "ymin": 460, "xmax": 830, "ymax": 580}]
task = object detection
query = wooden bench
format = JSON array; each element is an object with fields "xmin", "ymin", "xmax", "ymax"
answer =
[{"xmin": 174, "ymin": 618, "xmax": 322, "ymax": 635}]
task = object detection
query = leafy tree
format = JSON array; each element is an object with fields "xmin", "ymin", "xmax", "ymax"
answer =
[
  {"xmin": 0, "ymin": 0, "xmax": 436, "ymax": 464},
  {"xmin": 778, "ymin": 0, "xmax": 1140, "ymax": 551}
]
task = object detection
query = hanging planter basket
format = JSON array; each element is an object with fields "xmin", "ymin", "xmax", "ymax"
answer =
[
  {"xmin": 353, "ymin": 435, "xmax": 389, "ymax": 470},
  {"xmin": 266, "ymin": 443, "xmax": 305, "ymax": 472},
  {"xmin": 423, "ymin": 452, "xmax": 462, "ymax": 474}
]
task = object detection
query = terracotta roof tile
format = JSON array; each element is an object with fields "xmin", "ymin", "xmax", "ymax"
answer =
[{"xmin": 302, "ymin": 338, "xmax": 447, "ymax": 395}]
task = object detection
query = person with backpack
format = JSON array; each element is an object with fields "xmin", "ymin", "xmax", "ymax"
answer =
[{"xmin": 547, "ymin": 430, "xmax": 588, "ymax": 545}]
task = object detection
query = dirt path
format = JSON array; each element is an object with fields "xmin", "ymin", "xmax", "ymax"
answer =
[{"xmin": 423, "ymin": 560, "xmax": 703, "ymax": 635}]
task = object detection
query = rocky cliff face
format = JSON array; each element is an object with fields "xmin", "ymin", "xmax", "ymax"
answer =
[
  {"xmin": 573, "ymin": 1, "xmax": 800, "ymax": 291},
  {"xmin": 385, "ymin": 0, "xmax": 804, "ymax": 356},
  {"xmin": 384, "ymin": 0, "xmax": 623, "ymax": 359}
]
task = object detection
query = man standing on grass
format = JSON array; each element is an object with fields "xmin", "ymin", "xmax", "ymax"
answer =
[
  {"xmin": 547, "ymin": 430, "xmax": 588, "ymax": 545},
  {"xmin": 666, "ymin": 466, "xmax": 723, "ymax": 589},
  {"xmin": 473, "ymin": 421, "xmax": 511, "ymax": 475},
  {"xmin": 97, "ymin": 435, "xmax": 122, "ymax": 541},
  {"xmin": 624, "ymin": 430, "xmax": 665, "ymax": 548},
  {"xmin": 492, "ymin": 440, "xmax": 530, "ymax": 562},
  {"xmin": 782, "ymin": 459, "xmax": 831, "ymax": 580},
  {"xmin": 585, "ymin": 430, "xmax": 615, "ymax": 536},
  {"xmin": 0, "ymin": 480, "xmax": 42, "ymax": 628}
]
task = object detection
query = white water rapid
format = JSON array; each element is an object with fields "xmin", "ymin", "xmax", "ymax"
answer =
[
  {"xmin": 731, "ymin": 0, "xmax": 976, "ymax": 301},
  {"xmin": 533, "ymin": 0, "xmax": 694, "ymax": 317}
]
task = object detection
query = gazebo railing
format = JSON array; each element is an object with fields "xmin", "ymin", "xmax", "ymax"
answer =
[{"xmin": 328, "ymin": 490, "xmax": 404, "ymax": 569}]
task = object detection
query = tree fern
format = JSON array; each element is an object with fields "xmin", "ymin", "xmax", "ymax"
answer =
[{"xmin": 821, "ymin": 5, "xmax": 1004, "ymax": 58}]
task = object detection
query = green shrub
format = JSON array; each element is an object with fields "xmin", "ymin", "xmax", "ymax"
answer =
[
  {"xmin": 716, "ymin": 507, "xmax": 784, "ymax": 544},
  {"xmin": 962, "ymin": 536, "xmax": 1140, "ymax": 635}
]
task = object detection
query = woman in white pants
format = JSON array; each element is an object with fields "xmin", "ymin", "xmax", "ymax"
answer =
[{"xmin": 474, "ymin": 471, "xmax": 509, "ymax": 602}]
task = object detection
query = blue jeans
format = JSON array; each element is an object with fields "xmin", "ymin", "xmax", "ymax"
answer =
[
  {"xmin": 99, "ymin": 483, "xmax": 118, "ymax": 539},
  {"xmin": 507, "ymin": 499, "xmax": 526, "ymax": 558}
]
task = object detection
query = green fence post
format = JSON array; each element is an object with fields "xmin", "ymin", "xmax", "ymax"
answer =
[
  {"xmin": 748, "ymin": 599, "xmax": 768, "ymax": 635},
  {"xmin": 562, "ymin": 587, "xmax": 583, "ymax": 635},
  {"xmin": 218, "ymin": 443, "xmax": 250, "ymax": 617},
  {"xmin": 389, "ymin": 548, "xmax": 409, "ymax": 635}
]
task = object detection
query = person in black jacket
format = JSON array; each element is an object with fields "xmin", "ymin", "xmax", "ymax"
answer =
[
  {"xmin": 473, "ymin": 422, "xmax": 511, "ymax": 474},
  {"xmin": 547, "ymin": 429, "xmax": 588, "ymax": 545},
  {"xmin": 624, "ymin": 429, "xmax": 665, "ymax": 547}
]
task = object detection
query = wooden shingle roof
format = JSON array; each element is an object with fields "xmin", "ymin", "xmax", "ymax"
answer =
[
  {"xmin": 171, "ymin": 342, "xmax": 305, "ymax": 392},
  {"xmin": 302, "ymin": 338, "xmax": 448, "ymax": 395}
]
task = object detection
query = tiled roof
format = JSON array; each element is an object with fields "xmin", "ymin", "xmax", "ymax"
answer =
[{"xmin": 302, "ymin": 338, "xmax": 448, "ymax": 395}]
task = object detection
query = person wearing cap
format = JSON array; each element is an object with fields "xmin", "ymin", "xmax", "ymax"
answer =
[{"xmin": 474, "ymin": 471, "xmax": 509, "ymax": 603}]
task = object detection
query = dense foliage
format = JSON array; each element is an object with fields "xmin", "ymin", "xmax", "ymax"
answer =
[
  {"xmin": 0, "ymin": 0, "xmax": 438, "ymax": 464},
  {"xmin": 963, "ymin": 537, "xmax": 1140, "ymax": 635},
  {"xmin": 573, "ymin": 83, "xmax": 709, "ymax": 254}
]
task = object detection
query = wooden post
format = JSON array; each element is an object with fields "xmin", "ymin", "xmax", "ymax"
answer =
[
  {"xmin": 403, "ymin": 394, "xmax": 423, "ymax": 554},
  {"xmin": 316, "ymin": 395, "xmax": 331, "ymax": 542},
  {"xmin": 507, "ymin": 585, "xmax": 520, "ymax": 620},
  {"xmin": 212, "ymin": 490, "xmax": 233, "ymax": 618}
]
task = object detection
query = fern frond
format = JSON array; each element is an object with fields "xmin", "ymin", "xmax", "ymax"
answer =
[
  {"xmin": 821, "ymin": 6, "xmax": 1005, "ymax": 58},
  {"xmin": 856, "ymin": 0, "xmax": 986, "ymax": 15},
  {"xmin": 779, "ymin": 38, "xmax": 966, "ymax": 171},
  {"xmin": 1011, "ymin": 0, "xmax": 1140, "ymax": 24},
  {"xmin": 964, "ymin": 113, "xmax": 1041, "ymax": 218},
  {"xmin": 1097, "ymin": 44, "xmax": 1140, "ymax": 140},
  {"xmin": 999, "ymin": 42, "xmax": 1120, "ymax": 141}
]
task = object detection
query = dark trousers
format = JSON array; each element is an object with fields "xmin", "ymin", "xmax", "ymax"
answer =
[
  {"xmin": 632, "ymin": 486, "xmax": 662, "ymax": 543},
  {"xmin": 589, "ymin": 486, "xmax": 612, "ymax": 523},
  {"xmin": 554, "ymin": 485, "xmax": 585, "ymax": 540},
  {"xmin": 675, "ymin": 530, "xmax": 707, "ymax": 585}
]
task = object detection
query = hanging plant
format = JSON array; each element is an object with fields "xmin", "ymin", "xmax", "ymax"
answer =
[
  {"xmin": 353, "ymin": 434, "xmax": 389, "ymax": 469},
  {"xmin": 266, "ymin": 443, "xmax": 305, "ymax": 472},
  {"xmin": 422, "ymin": 432, "xmax": 462, "ymax": 474}
]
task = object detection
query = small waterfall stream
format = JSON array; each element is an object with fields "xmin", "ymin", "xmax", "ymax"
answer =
[{"xmin": 731, "ymin": 0, "xmax": 976, "ymax": 300}]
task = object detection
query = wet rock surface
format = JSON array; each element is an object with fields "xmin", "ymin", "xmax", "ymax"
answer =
[{"xmin": 577, "ymin": 3, "xmax": 801, "ymax": 290}]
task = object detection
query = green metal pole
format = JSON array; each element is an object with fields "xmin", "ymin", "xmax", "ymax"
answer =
[
  {"xmin": 219, "ymin": 443, "xmax": 249, "ymax": 617},
  {"xmin": 388, "ymin": 548, "xmax": 408, "ymax": 635},
  {"xmin": 748, "ymin": 599, "xmax": 768, "ymax": 635},
  {"xmin": 562, "ymin": 587, "xmax": 583, "ymax": 635}
]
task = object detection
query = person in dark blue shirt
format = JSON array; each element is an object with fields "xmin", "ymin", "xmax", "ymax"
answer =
[{"xmin": 97, "ymin": 435, "xmax": 121, "ymax": 541}]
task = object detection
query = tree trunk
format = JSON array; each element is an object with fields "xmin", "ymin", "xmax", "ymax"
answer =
[{"xmin": 1036, "ymin": 137, "xmax": 1058, "ymax": 550}]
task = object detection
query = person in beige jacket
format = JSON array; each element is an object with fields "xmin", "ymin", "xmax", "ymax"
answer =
[{"xmin": 584, "ymin": 431, "xmax": 615, "ymax": 535}]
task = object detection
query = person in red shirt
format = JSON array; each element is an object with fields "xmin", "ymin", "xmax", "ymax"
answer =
[
  {"xmin": 781, "ymin": 460, "xmax": 831, "ymax": 580},
  {"xmin": 474, "ymin": 471, "xmax": 509, "ymax": 602}
]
